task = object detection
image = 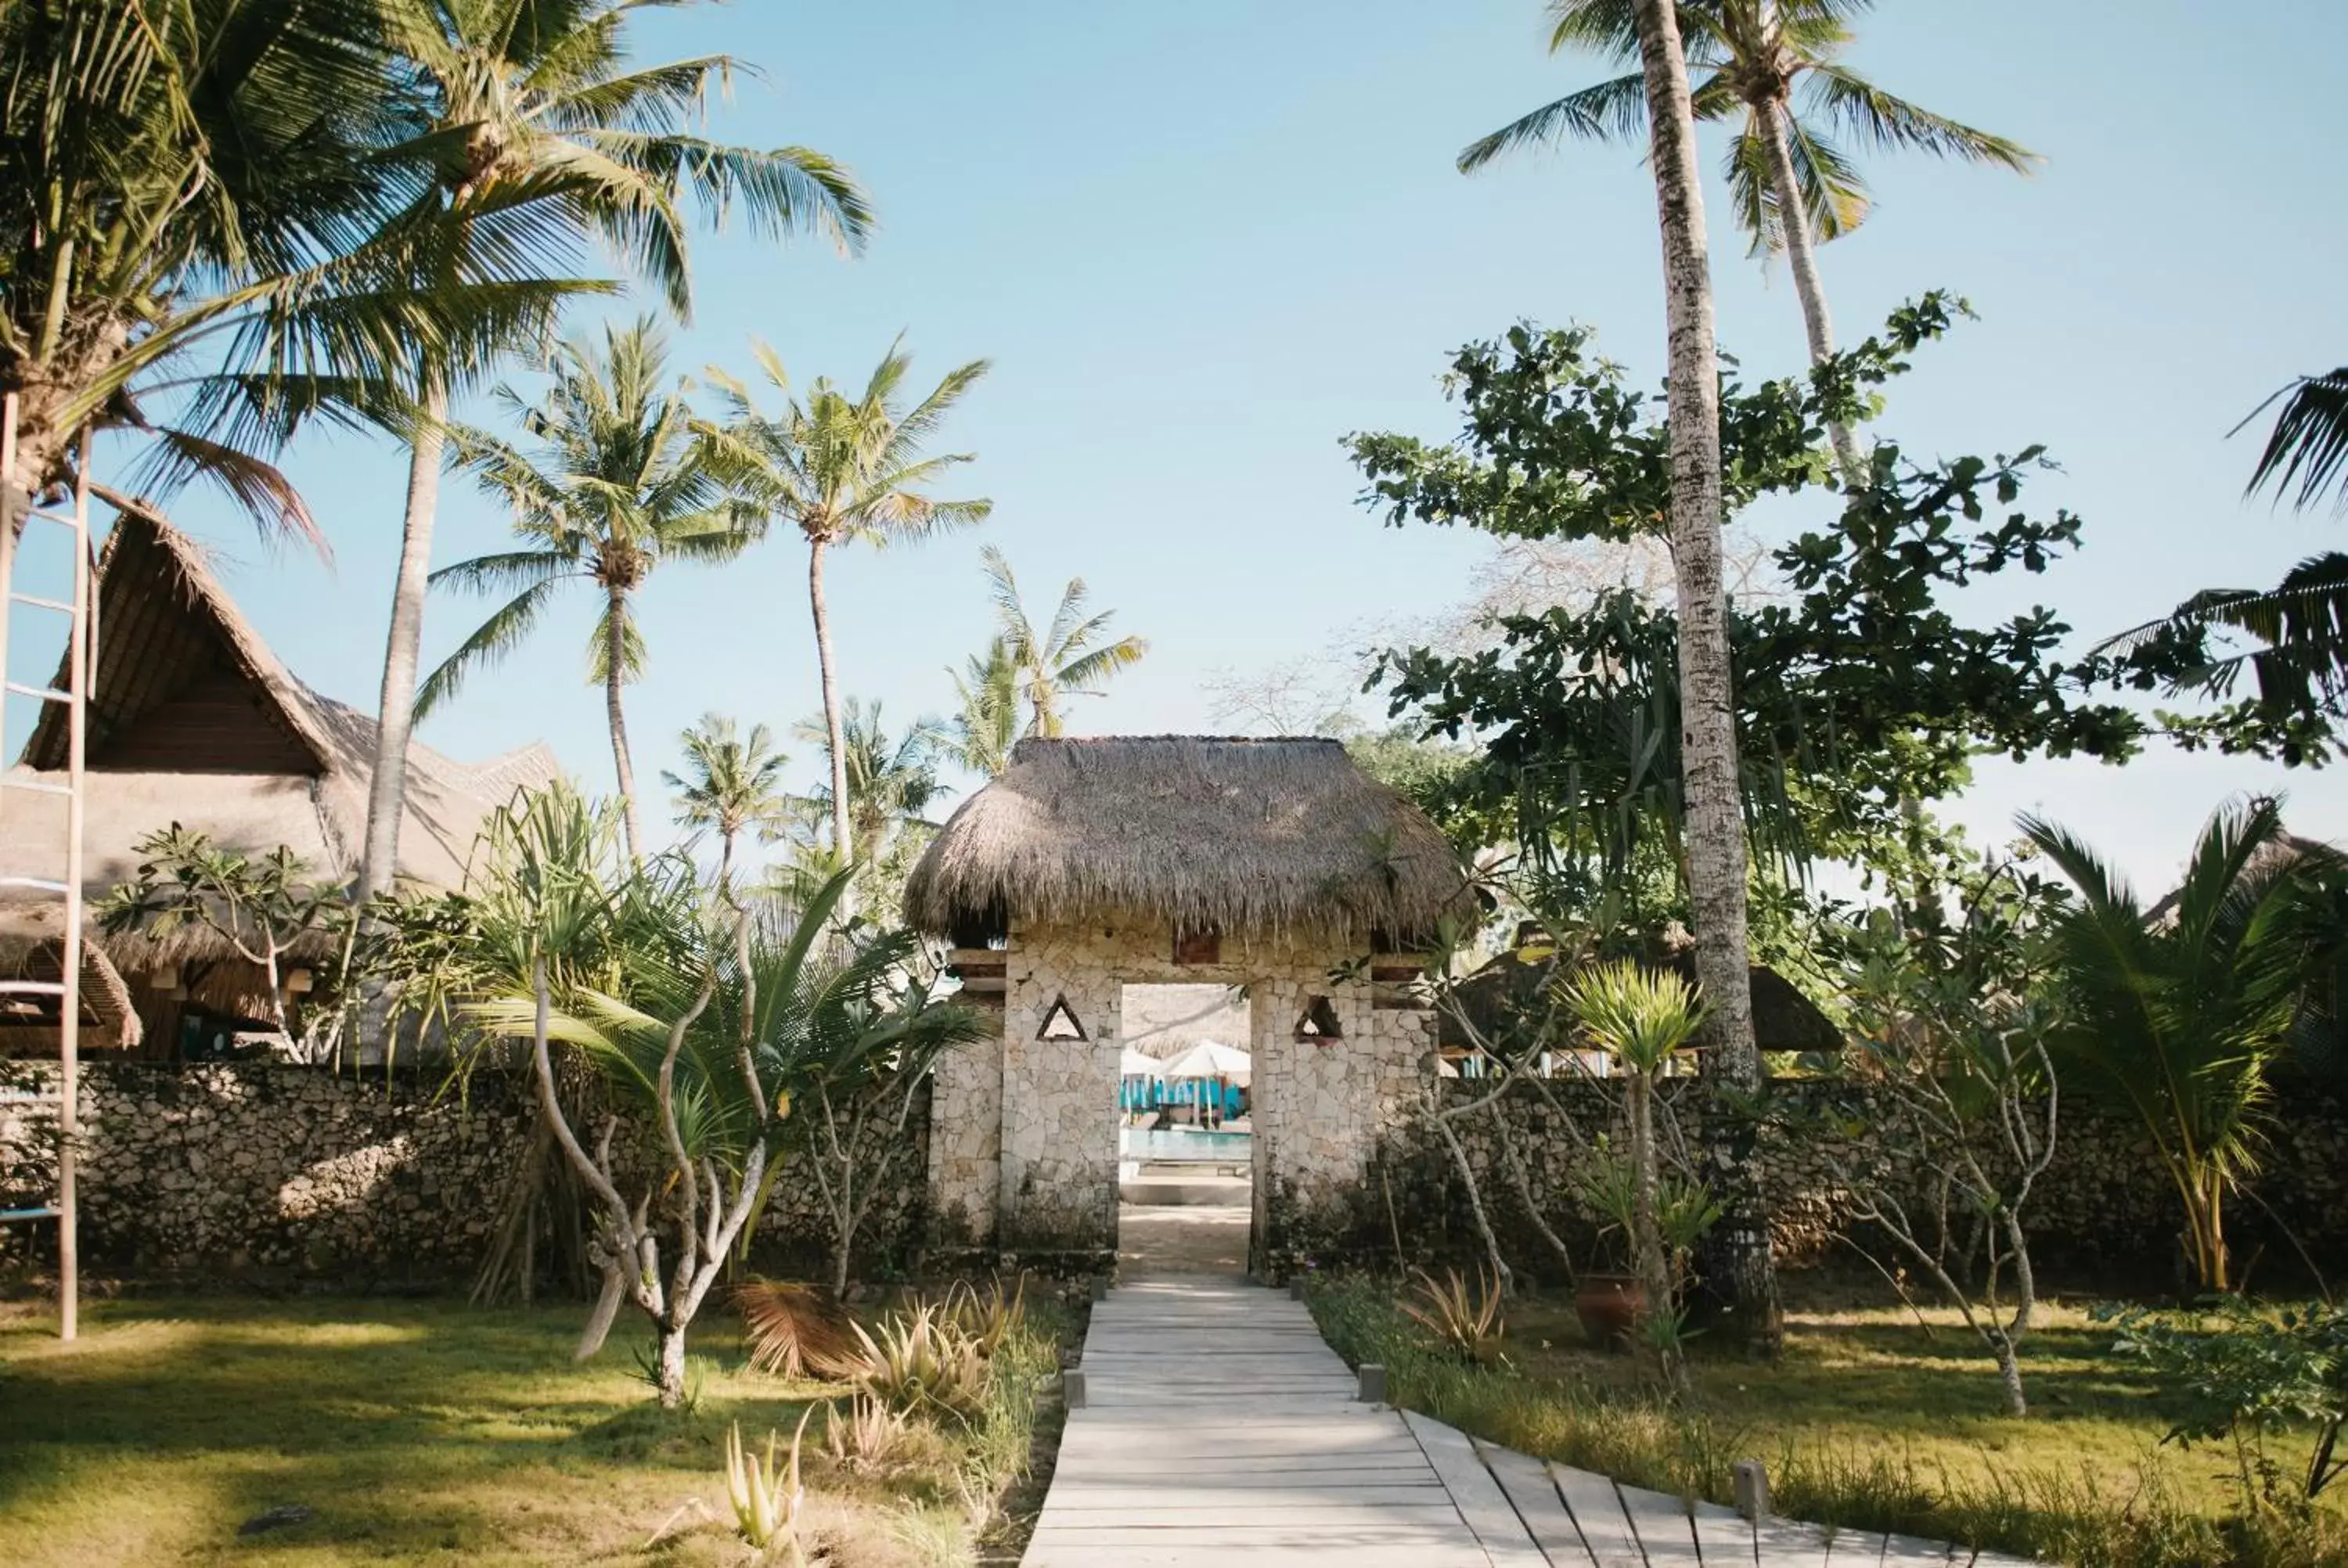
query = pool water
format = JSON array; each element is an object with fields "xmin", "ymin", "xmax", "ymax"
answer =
[{"xmin": 1120, "ymin": 1128, "xmax": 1253, "ymax": 1163}]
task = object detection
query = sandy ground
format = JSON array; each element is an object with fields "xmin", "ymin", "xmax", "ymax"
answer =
[{"xmin": 1115, "ymin": 1203, "xmax": 1251, "ymax": 1275}]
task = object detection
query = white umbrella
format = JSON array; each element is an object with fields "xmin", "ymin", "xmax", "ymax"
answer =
[
  {"xmin": 1163, "ymin": 1040, "xmax": 1251, "ymax": 1086},
  {"xmin": 1118, "ymin": 1046, "xmax": 1165, "ymax": 1079}
]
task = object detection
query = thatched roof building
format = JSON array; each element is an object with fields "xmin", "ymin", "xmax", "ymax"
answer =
[
  {"xmin": 1437, "ymin": 943, "xmax": 1843, "ymax": 1064},
  {"xmin": 0, "ymin": 505, "xmax": 560, "ymax": 1056},
  {"xmin": 903, "ymin": 736, "xmax": 1468, "ymax": 944}
]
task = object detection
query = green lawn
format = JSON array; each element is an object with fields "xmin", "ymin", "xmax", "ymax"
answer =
[
  {"xmin": 1311, "ymin": 1275, "xmax": 2348, "ymax": 1568},
  {"xmin": 0, "ymin": 1293, "xmax": 1058, "ymax": 1567}
]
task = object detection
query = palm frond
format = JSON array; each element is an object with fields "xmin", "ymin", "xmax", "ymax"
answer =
[
  {"xmin": 2237, "ymin": 369, "xmax": 2348, "ymax": 516},
  {"xmin": 1458, "ymin": 74, "xmax": 1648, "ymax": 173}
]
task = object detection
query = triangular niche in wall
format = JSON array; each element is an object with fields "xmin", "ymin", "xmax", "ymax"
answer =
[
  {"xmin": 1294, "ymin": 994, "xmax": 1344, "ymax": 1043},
  {"xmin": 1037, "ymin": 994, "xmax": 1088, "ymax": 1042}
]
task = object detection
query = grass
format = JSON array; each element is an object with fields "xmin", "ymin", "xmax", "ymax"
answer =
[
  {"xmin": 0, "ymin": 1289, "xmax": 1071, "ymax": 1566},
  {"xmin": 1307, "ymin": 1273, "xmax": 2348, "ymax": 1568}
]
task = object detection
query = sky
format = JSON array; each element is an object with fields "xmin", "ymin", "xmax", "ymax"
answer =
[{"xmin": 79, "ymin": 0, "xmax": 2348, "ymax": 893}]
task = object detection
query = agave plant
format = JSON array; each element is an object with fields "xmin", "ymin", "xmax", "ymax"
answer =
[
  {"xmin": 851, "ymin": 1303, "xmax": 991, "ymax": 1425},
  {"xmin": 822, "ymin": 1393, "xmax": 913, "ymax": 1476},
  {"xmin": 725, "ymin": 1409, "xmax": 813, "ymax": 1563},
  {"xmin": 942, "ymin": 1275, "xmax": 1028, "ymax": 1360},
  {"xmin": 1400, "ymin": 1267, "xmax": 1507, "ymax": 1365}
]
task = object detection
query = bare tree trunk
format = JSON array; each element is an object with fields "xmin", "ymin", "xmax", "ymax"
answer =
[
  {"xmin": 1426, "ymin": 1087, "xmax": 1511, "ymax": 1293},
  {"xmin": 362, "ymin": 375, "xmax": 448, "ymax": 900},
  {"xmin": 604, "ymin": 586, "xmax": 642, "ymax": 861},
  {"xmin": 1631, "ymin": 0, "xmax": 1783, "ymax": 1358},
  {"xmin": 807, "ymin": 537, "xmax": 853, "ymax": 874},
  {"xmin": 1629, "ymin": 1070, "xmax": 1686, "ymax": 1394},
  {"xmin": 654, "ymin": 1320, "xmax": 690, "ymax": 1409},
  {"xmin": 1752, "ymin": 93, "xmax": 1864, "ymax": 485}
]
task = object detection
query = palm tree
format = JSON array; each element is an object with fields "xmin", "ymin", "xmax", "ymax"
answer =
[
  {"xmin": 422, "ymin": 317, "xmax": 749, "ymax": 859},
  {"xmin": 1622, "ymin": 0, "xmax": 1781, "ymax": 1352},
  {"xmin": 0, "ymin": 1, "xmax": 579, "ymax": 541},
  {"xmin": 699, "ymin": 342, "xmax": 990, "ymax": 865},
  {"xmin": 947, "ymin": 636, "xmax": 1022, "ymax": 778},
  {"xmin": 1462, "ymin": 0, "xmax": 2033, "ymax": 479},
  {"xmin": 789, "ymin": 699, "xmax": 947, "ymax": 876},
  {"xmin": 981, "ymin": 546, "xmax": 1150, "ymax": 737},
  {"xmin": 2022, "ymin": 798, "xmax": 2332, "ymax": 1292},
  {"xmin": 358, "ymin": 0, "xmax": 873, "ymax": 902},
  {"xmin": 663, "ymin": 714, "xmax": 792, "ymax": 895},
  {"xmin": 2102, "ymin": 371, "xmax": 2348, "ymax": 733}
]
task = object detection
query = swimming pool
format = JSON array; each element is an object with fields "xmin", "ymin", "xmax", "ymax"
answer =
[{"xmin": 1120, "ymin": 1128, "xmax": 1253, "ymax": 1163}]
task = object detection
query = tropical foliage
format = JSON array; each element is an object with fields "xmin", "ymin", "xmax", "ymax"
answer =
[
  {"xmin": 2022, "ymin": 797, "xmax": 2338, "ymax": 1293},
  {"xmin": 699, "ymin": 341, "xmax": 990, "ymax": 865},
  {"xmin": 356, "ymin": 0, "xmax": 870, "ymax": 900},
  {"xmin": 979, "ymin": 546, "xmax": 1150, "ymax": 739},
  {"xmin": 425, "ymin": 317, "xmax": 751, "ymax": 858},
  {"xmin": 0, "ymin": 0, "xmax": 580, "ymax": 542}
]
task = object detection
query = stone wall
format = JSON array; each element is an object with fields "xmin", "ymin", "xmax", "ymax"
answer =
[
  {"xmin": 1381, "ymin": 1077, "xmax": 2348, "ymax": 1286},
  {"xmin": 0, "ymin": 1062, "xmax": 932, "ymax": 1284},
  {"xmin": 940, "ymin": 918, "xmax": 1428, "ymax": 1267}
]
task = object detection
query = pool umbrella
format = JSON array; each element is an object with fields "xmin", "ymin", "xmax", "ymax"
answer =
[
  {"xmin": 1118, "ymin": 1047, "xmax": 1165, "ymax": 1078},
  {"xmin": 1163, "ymin": 1040, "xmax": 1251, "ymax": 1086}
]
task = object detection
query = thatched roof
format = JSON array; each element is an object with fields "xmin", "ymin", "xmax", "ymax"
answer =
[
  {"xmin": 903, "ymin": 736, "xmax": 1469, "ymax": 942},
  {"xmin": 0, "ymin": 502, "xmax": 560, "ymax": 964},
  {"xmin": 1439, "ymin": 947, "xmax": 1843, "ymax": 1059},
  {"xmin": 0, "ymin": 937, "xmax": 142, "ymax": 1053}
]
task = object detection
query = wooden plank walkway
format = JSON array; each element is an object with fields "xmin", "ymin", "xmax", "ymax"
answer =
[
  {"xmin": 1025, "ymin": 1275, "xmax": 1505, "ymax": 1565},
  {"xmin": 1021, "ymin": 1273, "xmax": 2041, "ymax": 1567}
]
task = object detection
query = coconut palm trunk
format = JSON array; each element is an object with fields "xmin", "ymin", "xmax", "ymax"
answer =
[
  {"xmin": 1752, "ymin": 92, "xmax": 1864, "ymax": 485},
  {"xmin": 1630, "ymin": 0, "xmax": 1782, "ymax": 1354},
  {"xmin": 807, "ymin": 537, "xmax": 853, "ymax": 870},
  {"xmin": 362, "ymin": 375, "xmax": 449, "ymax": 900},
  {"xmin": 605, "ymin": 586, "xmax": 643, "ymax": 861}
]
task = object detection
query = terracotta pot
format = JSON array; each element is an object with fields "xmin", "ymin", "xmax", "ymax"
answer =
[{"xmin": 1574, "ymin": 1272, "xmax": 1649, "ymax": 1354}]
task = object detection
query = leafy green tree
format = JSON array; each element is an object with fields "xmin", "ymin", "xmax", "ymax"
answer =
[
  {"xmin": 981, "ymin": 545, "xmax": 1149, "ymax": 737},
  {"xmin": 664, "ymin": 714, "xmax": 792, "ymax": 895},
  {"xmin": 1463, "ymin": 0, "xmax": 2033, "ymax": 478},
  {"xmin": 423, "ymin": 317, "xmax": 751, "ymax": 859},
  {"xmin": 0, "ymin": 0, "xmax": 579, "ymax": 539},
  {"xmin": 2022, "ymin": 797, "xmax": 2336, "ymax": 1293},
  {"xmin": 1356, "ymin": 300, "xmax": 2148, "ymax": 914},
  {"xmin": 357, "ymin": 0, "xmax": 871, "ymax": 903},
  {"xmin": 700, "ymin": 342, "xmax": 990, "ymax": 866}
]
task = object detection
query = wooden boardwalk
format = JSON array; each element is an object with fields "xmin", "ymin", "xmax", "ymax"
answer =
[{"xmin": 1022, "ymin": 1274, "xmax": 2038, "ymax": 1567}]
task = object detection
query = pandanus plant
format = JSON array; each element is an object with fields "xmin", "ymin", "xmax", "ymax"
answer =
[{"xmin": 1564, "ymin": 959, "xmax": 1709, "ymax": 1394}]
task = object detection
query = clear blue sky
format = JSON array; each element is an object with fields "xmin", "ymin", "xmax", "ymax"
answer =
[{"xmin": 116, "ymin": 0, "xmax": 2348, "ymax": 889}]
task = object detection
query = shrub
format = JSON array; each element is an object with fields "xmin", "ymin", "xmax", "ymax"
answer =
[{"xmin": 2106, "ymin": 1299, "xmax": 2348, "ymax": 1504}]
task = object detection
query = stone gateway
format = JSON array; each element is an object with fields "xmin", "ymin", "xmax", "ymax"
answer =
[{"xmin": 901, "ymin": 735, "xmax": 1471, "ymax": 1275}]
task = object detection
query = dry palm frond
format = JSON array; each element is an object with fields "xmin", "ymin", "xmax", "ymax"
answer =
[{"xmin": 738, "ymin": 1278, "xmax": 866, "ymax": 1381}]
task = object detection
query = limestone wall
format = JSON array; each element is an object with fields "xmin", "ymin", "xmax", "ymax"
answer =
[
  {"xmin": 0, "ymin": 1062, "xmax": 931, "ymax": 1282},
  {"xmin": 1384, "ymin": 1078, "xmax": 2348, "ymax": 1286},
  {"xmin": 952, "ymin": 918, "xmax": 1428, "ymax": 1267}
]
